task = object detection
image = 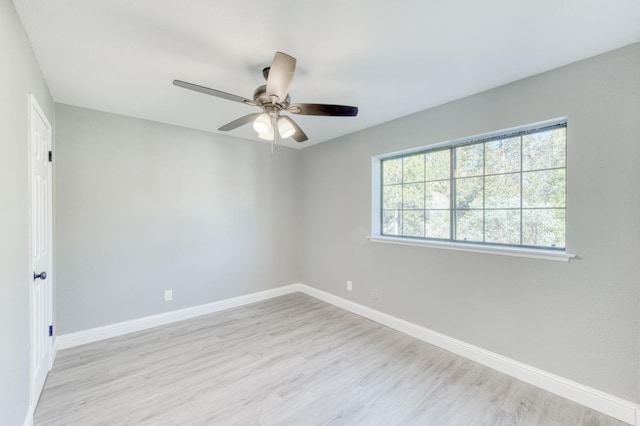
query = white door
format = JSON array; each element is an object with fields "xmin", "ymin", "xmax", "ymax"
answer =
[{"xmin": 29, "ymin": 94, "xmax": 53, "ymax": 407}]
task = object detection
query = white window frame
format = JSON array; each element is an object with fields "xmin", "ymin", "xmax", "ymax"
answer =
[{"xmin": 369, "ymin": 118, "xmax": 575, "ymax": 262}]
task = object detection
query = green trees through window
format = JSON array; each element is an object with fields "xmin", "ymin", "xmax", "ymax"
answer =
[{"xmin": 381, "ymin": 123, "xmax": 566, "ymax": 249}]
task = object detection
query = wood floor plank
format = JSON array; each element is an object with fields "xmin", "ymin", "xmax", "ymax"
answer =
[{"xmin": 35, "ymin": 293, "xmax": 625, "ymax": 425}]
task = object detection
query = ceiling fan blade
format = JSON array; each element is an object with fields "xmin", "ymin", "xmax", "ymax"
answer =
[
  {"xmin": 287, "ymin": 103, "xmax": 358, "ymax": 117},
  {"xmin": 218, "ymin": 113, "xmax": 261, "ymax": 131},
  {"xmin": 266, "ymin": 52, "xmax": 296, "ymax": 103},
  {"xmin": 281, "ymin": 116, "xmax": 308, "ymax": 143},
  {"xmin": 173, "ymin": 80, "xmax": 255, "ymax": 106}
]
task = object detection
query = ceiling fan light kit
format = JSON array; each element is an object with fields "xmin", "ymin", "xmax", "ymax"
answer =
[
  {"xmin": 253, "ymin": 113, "xmax": 271, "ymax": 135},
  {"xmin": 258, "ymin": 126, "xmax": 275, "ymax": 141},
  {"xmin": 173, "ymin": 51, "xmax": 359, "ymax": 145},
  {"xmin": 277, "ymin": 116, "xmax": 296, "ymax": 139}
]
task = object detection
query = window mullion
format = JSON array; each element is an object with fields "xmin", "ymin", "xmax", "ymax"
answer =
[
  {"xmin": 380, "ymin": 160, "xmax": 384, "ymax": 236},
  {"xmin": 519, "ymin": 135, "xmax": 523, "ymax": 245},
  {"xmin": 450, "ymin": 147, "xmax": 455, "ymax": 242},
  {"xmin": 423, "ymin": 155, "xmax": 427, "ymax": 238},
  {"xmin": 401, "ymin": 159, "xmax": 404, "ymax": 235},
  {"xmin": 482, "ymin": 142, "xmax": 486, "ymax": 243}
]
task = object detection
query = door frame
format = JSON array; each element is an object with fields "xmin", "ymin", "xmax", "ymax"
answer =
[{"xmin": 27, "ymin": 93, "xmax": 53, "ymax": 409}]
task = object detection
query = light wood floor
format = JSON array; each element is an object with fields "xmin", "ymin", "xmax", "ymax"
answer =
[{"xmin": 35, "ymin": 293, "xmax": 624, "ymax": 425}]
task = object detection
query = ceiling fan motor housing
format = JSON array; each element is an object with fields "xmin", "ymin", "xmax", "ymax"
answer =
[{"xmin": 253, "ymin": 84, "xmax": 290, "ymax": 109}]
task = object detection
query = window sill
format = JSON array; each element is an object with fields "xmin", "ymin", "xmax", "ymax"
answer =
[{"xmin": 367, "ymin": 236, "xmax": 575, "ymax": 262}]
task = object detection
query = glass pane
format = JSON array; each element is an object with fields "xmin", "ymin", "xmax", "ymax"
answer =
[
  {"xmin": 455, "ymin": 143, "xmax": 483, "ymax": 177},
  {"xmin": 485, "ymin": 209, "xmax": 520, "ymax": 245},
  {"xmin": 485, "ymin": 173, "xmax": 520, "ymax": 209},
  {"xmin": 383, "ymin": 185, "xmax": 402, "ymax": 210},
  {"xmin": 522, "ymin": 128, "xmax": 566, "ymax": 171},
  {"xmin": 523, "ymin": 209, "xmax": 565, "ymax": 248},
  {"xmin": 382, "ymin": 210, "xmax": 402, "ymax": 236},
  {"xmin": 455, "ymin": 210, "xmax": 483, "ymax": 242},
  {"xmin": 425, "ymin": 149, "xmax": 450, "ymax": 181},
  {"xmin": 383, "ymin": 158, "xmax": 402, "ymax": 185},
  {"xmin": 425, "ymin": 181, "xmax": 450, "ymax": 209},
  {"xmin": 402, "ymin": 211, "xmax": 425, "ymax": 237},
  {"xmin": 403, "ymin": 154, "xmax": 425, "ymax": 183},
  {"xmin": 403, "ymin": 183, "xmax": 425, "ymax": 210},
  {"xmin": 485, "ymin": 137, "xmax": 521, "ymax": 174},
  {"xmin": 455, "ymin": 177, "xmax": 483, "ymax": 209},
  {"xmin": 425, "ymin": 210, "xmax": 450, "ymax": 239},
  {"xmin": 522, "ymin": 169, "xmax": 565, "ymax": 208}
]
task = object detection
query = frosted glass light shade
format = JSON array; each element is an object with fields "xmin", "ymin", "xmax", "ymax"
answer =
[
  {"xmin": 258, "ymin": 125, "xmax": 274, "ymax": 141},
  {"xmin": 277, "ymin": 117, "xmax": 295, "ymax": 139},
  {"xmin": 253, "ymin": 113, "xmax": 271, "ymax": 135}
]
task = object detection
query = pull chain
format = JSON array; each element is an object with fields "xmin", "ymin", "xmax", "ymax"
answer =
[{"xmin": 271, "ymin": 115, "xmax": 278, "ymax": 157}]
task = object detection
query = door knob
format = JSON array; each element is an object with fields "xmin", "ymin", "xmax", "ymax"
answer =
[{"xmin": 33, "ymin": 271, "xmax": 47, "ymax": 281}]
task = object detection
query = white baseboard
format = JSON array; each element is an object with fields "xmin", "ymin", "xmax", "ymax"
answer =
[
  {"xmin": 51, "ymin": 337, "xmax": 59, "ymax": 365},
  {"xmin": 53, "ymin": 282, "xmax": 638, "ymax": 425},
  {"xmin": 55, "ymin": 284, "xmax": 300, "ymax": 350},
  {"xmin": 22, "ymin": 404, "xmax": 34, "ymax": 426},
  {"xmin": 297, "ymin": 285, "xmax": 639, "ymax": 425}
]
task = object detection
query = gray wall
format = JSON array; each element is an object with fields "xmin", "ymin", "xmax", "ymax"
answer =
[
  {"xmin": 0, "ymin": 2, "xmax": 55, "ymax": 424},
  {"xmin": 55, "ymin": 105, "xmax": 299, "ymax": 333},
  {"xmin": 299, "ymin": 43, "xmax": 640, "ymax": 402}
]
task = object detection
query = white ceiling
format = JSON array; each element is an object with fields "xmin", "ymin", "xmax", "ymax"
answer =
[{"xmin": 13, "ymin": 0, "xmax": 640, "ymax": 149}]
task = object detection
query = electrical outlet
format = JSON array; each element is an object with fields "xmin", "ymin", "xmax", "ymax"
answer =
[
  {"xmin": 347, "ymin": 281, "xmax": 353, "ymax": 291},
  {"xmin": 164, "ymin": 290, "xmax": 173, "ymax": 301},
  {"xmin": 372, "ymin": 288, "xmax": 380, "ymax": 300}
]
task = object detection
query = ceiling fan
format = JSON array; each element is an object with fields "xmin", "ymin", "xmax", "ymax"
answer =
[{"xmin": 173, "ymin": 52, "xmax": 358, "ymax": 143}]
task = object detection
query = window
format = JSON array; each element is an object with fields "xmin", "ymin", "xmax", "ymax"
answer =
[{"xmin": 379, "ymin": 122, "xmax": 566, "ymax": 250}]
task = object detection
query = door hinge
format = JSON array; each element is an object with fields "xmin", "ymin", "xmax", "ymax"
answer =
[
  {"xmin": 48, "ymin": 325, "xmax": 53, "ymax": 337},
  {"xmin": 48, "ymin": 151, "xmax": 52, "ymax": 162}
]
